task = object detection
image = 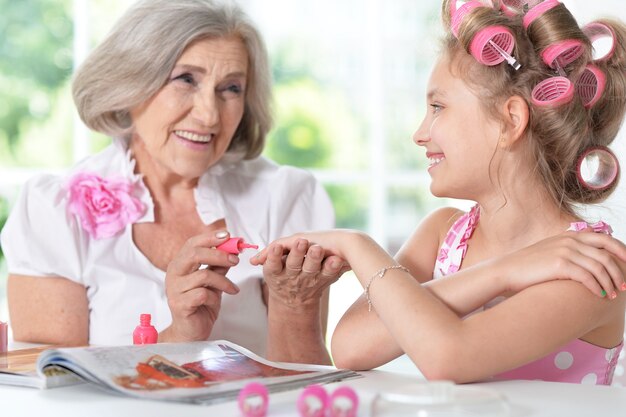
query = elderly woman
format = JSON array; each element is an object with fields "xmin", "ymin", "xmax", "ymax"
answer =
[{"xmin": 0, "ymin": 0, "xmax": 342, "ymax": 364}]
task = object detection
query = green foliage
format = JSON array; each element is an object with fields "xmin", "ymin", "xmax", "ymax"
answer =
[
  {"xmin": 325, "ymin": 184, "xmax": 368, "ymax": 231},
  {"xmin": 0, "ymin": 0, "xmax": 72, "ymax": 160}
]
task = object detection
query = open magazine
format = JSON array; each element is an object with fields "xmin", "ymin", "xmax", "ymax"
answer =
[{"xmin": 0, "ymin": 340, "xmax": 360, "ymax": 404}]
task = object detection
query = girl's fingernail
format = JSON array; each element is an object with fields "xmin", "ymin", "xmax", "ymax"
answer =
[
  {"xmin": 610, "ymin": 291, "xmax": 618, "ymax": 300},
  {"xmin": 621, "ymin": 282, "xmax": 626, "ymax": 292},
  {"xmin": 216, "ymin": 231, "xmax": 228, "ymax": 239},
  {"xmin": 228, "ymin": 254, "xmax": 239, "ymax": 264},
  {"xmin": 601, "ymin": 290, "xmax": 607, "ymax": 297}
]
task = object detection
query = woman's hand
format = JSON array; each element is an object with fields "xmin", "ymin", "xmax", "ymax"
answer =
[
  {"xmin": 498, "ymin": 230, "xmax": 626, "ymax": 298},
  {"xmin": 160, "ymin": 231, "xmax": 240, "ymax": 342},
  {"xmin": 258, "ymin": 238, "xmax": 348, "ymax": 308}
]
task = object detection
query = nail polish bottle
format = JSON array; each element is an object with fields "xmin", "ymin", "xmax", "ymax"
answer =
[
  {"xmin": 0, "ymin": 321, "xmax": 8, "ymax": 354},
  {"xmin": 217, "ymin": 237, "xmax": 259, "ymax": 254},
  {"xmin": 133, "ymin": 314, "xmax": 158, "ymax": 345}
]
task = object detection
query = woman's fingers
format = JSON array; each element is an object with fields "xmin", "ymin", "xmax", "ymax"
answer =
[
  {"xmin": 298, "ymin": 244, "xmax": 324, "ymax": 277},
  {"xmin": 284, "ymin": 239, "xmax": 310, "ymax": 277},
  {"xmin": 176, "ymin": 269, "xmax": 240, "ymax": 295},
  {"xmin": 168, "ymin": 234, "xmax": 239, "ymax": 276}
]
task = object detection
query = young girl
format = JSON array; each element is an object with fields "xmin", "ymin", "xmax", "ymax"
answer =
[{"xmin": 253, "ymin": 0, "xmax": 626, "ymax": 384}]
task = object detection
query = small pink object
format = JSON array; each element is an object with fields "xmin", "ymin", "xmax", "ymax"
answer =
[
  {"xmin": 576, "ymin": 65, "xmax": 606, "ymax": 108},
  {"xmin": 531, "ymin": 76, "xmax": 574, "ymax": 107},
  {"xmin": 328, "ymin": 386, "xmax": 359, "ymax": 417},
  {"xmin": 133, "ymin": 314, "xmax": 158, "ymax": 345},
  {"xmin": 576, "ymin": 146, "xmax": 619, "ymax": 191},
  {"xmin": 217, "ymin": 237, "xmax": 259, "ymax": 254},
  {"xmin": 583, "ymin": 22, "xmax": 616, "ymax": 62},
  {"xmin": 238, "ymin": 382, "xmax": 269, "ymax": 417},
  {"xmin": 450, "ymin": 0, "xmax": 484, "ymax": 37},
  {"xmin": 500, "ymin": 0, "xmax": 543, "ymax": 17},
  {"xmin": 0, "ymin": 321, "xmax": 8, "ymax": 354},
  {"xmin": 298, "ymin": 385, "xmax": 329, "ymax": 417},
  {"xmin": 470, "ymin": 26, "xmax": 516, "ymax": 66},
  {"xmin": 66, "ymin": 172, "xmax": 145, "ymax": 240},
  {"xmin": 523, "ymin": 0, "xmax": 560, "ymax": 29},
  {"xmin": 541, "ymin": 39, "xmax": 585, "ymax": 69}
]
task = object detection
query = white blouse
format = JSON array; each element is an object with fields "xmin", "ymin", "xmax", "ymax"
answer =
[{"xmin": 0, "ymin": 139, "xmax": 334, "ymax": 354}]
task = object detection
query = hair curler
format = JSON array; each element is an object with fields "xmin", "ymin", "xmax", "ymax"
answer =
[
  {"xmin": 582, "ymin": 22, "xmax": 616, "ymax": 62},
  {"xmin": 328, "ymin": 386, "xmax": 359, "ymax": 417},
  {"xmin": 450, "ymin": 1, "xmax": 521, "ymax": 69},
  {"xmin": 522, "ymin": 0, "xmax": 560, "ymax": 30},
  {"xmin": 298, "ymin": 384, "xmax": 329, "ymax": 417},
  {"xmin": 238, "ymin": 382, "xmax": 270, "ymax": 417},
  {"xmin": 450, "ymin": 0, "xmax": 485, "ymax": 37},
  {"xmin": 500, "ymin": 0, "xmax": 543, "ymax": 16},
  {"xmin": 575, "ymin": 64, "xmax": 606, "ymax": 108},
  {"xmin": 576, "ymin": 146, "xmax": 619, "ymax": 191},
  {"xmin": 531, "ymin": 76, "xmax": 574, "ymax": 107},
  {"xmin": 541, "ymin": 39, "xmax": 585, "ymax": 71}
]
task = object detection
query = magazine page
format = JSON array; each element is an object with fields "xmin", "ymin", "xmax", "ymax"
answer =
[
  {"xmin": 0, "ymin": 347, "xmax": 83, "ymax": 389},
  {"xmin": 37, "ymin": 340, "xmax": 360, "ymax": 404}
]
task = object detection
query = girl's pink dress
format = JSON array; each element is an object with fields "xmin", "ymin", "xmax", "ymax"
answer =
[{"xmin": 433, "ymin": 205, "xmax": 623, "ymax": 385}]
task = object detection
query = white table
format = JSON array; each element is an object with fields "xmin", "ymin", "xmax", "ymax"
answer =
[{"xmin": 1, "ymin": 365, "xmax": 625, "ymax": 416}]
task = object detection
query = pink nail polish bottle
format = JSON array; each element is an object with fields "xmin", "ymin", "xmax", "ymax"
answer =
[
  {"xmin": 133, "ymin": 314, "xmax": 158, "ymax": 345},
  {"xmin": 217, "ymin": 237, "xmax": 259, "ymax": 254},
  {"xmin": 0, "ymin": 321, "xmax": 8, "ymax": 354}
]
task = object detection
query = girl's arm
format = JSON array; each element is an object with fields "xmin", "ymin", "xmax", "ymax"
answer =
[
  {"xmin": 330, "ymin": 231, "xmax": 625, "ymax": 382},
  {"xmin": 329, "ymin": 207, "xmax": 462, "ymax": 370}
]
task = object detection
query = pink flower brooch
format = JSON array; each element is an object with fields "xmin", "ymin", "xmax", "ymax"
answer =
[{"xmin": 66, "ymin": 172, "xmax": 146, "ymax": 239}]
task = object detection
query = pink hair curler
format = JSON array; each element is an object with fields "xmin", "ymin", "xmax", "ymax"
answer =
[
  {"xmin": 576, "ymin": 146, "xmax": 619, "ymax": 191},
  {"xmin": 470, "ymin": 26, "xmax": 521, "ymax": 69},
  {"xmin": 328, "ymin": 386, "xmax": 359, "ymax": 417},
  {"xmin": 298, "ymin": 385, "xmax": 329, "ymax": 417},
  {"xmin": 582, "ymin": 22, "xmax": 616, "ymax": 62},
  {"xmin": 541, "ymin": 39, "xmax": 585, "ymax": 71},
  {"xmin": 523, "ymin": 0, "xmax": 560, "ymax": 30},
  {"xmin": 0, "ymin": 321, "xmax": 7, "ymax": 354},
  {"xmin": 450, "ymin": 0, "xmax": 485, "ymax": 37},
  {"xmin": 216, "ymin": 237, "xmax": 259, "ymax": 254},
  {"xmin": 531, "ymin": 76, "xmax": 574, "ymax": 107},
  {"xmin": 500, "ymin": 0, "xmax": 543, "ymax": 17},
  {"xmin": 575, "ymin": 64, "xmax": 606, "ymax": 108},
  {"xmin": 238, "ymin": 382, "xmax": 269, "ymax": 417}
]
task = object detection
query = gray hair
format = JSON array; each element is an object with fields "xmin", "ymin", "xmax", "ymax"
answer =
[{"xmin": 72, "ymin": 0, "xmax": 272, "ymax": 159}]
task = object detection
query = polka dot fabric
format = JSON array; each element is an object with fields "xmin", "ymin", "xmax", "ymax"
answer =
[
  {"xmin": 433, "ymin": 206, "xmax": 624, "ymax": 385},
  {"xmin": 493, "ymin": 339, "xmax": 623, "ymax": 385}
]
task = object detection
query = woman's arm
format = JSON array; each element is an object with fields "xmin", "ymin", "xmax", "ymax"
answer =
[
  {"xmin": 8, "ymin": 274, "xmax": 89, "ymax": 346},
  {"xmin": 260, "ymin": 239, "xmax": 345, "ymax": 364}
]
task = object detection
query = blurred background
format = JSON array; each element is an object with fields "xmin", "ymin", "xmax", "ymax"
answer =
[{"xmin": 0, "ymin": 0, "xmax": 625, "ymax": 348}]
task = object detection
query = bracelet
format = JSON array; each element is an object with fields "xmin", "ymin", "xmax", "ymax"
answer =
[{"xmin": 364, "ymin": 265, "xmax": 410, "ymax": 312}]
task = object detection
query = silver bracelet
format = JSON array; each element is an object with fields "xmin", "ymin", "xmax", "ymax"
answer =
[{"xmin": 365, "ymin": 265, "xmax": 410, "ymax": 312}]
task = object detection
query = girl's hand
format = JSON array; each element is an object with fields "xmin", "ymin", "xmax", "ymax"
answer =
[
  {"xmin": 251, "ymin": 230, "xmax": 357, "ymax": 266},
  {"xmin": 162, "ymin": 230, "xmax": 240, "ymax": 341},
  {"xmin": 500, "ymin": 230, "xmax": 626, "ymax": 298},
  {"xmin": 259, "ymin": 238, "xmax": 348, "ymax": 308}
]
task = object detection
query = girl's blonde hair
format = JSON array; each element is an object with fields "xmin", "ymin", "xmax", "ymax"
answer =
[
  {"xmin": 72, "ymin": 0, "xmax": 272, "ymax": 160},
  {"xmin": 441, "ymin": 0, "xmax": 625, "ymax": 215}
]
